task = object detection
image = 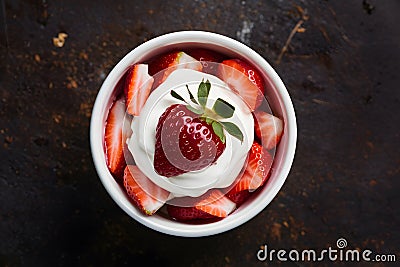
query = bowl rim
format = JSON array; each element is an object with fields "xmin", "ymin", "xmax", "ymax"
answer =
[{"xmin": 90, "ymin": 30, "xmax": 297, "ymax": 237}]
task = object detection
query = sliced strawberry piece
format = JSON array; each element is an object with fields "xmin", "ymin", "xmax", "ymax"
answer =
[
  {"xmin": 230, "ymin": 142, "xmax": 273, "ymax": 194},
  {"xmin": 104, "ymin": 98, "xmax": 126, "ymax": 179},
  {"xmin": 166, "ymin": 205, "xmax": 216, "ymax": 221},
  {"xmin": 218, "ymin": 59, "xmax": 264, "ymax": 111},
  {"xmin": 124, "ymin": 64, "xmax": 154, "ymax": 116},
  {"xmin": 122, "ymin": 115, "xmax": 135, "ymax": 166},
  {"xmin": 195, "ymin": 190, "xmax": 236, "ymax": 218},
  {"xmin": 254, "ymin": 111, "xmax": 284, "ymax": 150},
  {"xmin": 123, "ymin": 165, "xmax": 170, "ymax": 215},
  {"xmin": 187, "ymin": 48, "xmax": 225, "ymax": 75},
  {"xmin": 226, "ymin": 190, "xmax": 251, "ymax": 206},
  {"xmin": 229, "ymin": 172, "xmax": 255, "ymax": 194},
  {"xmin": 148, "ymin": 51, "xmax": 180, "ymax": 76},
  {"xmin": 148, "ymin": 51, "xmax": 202, "ymax": 87}
]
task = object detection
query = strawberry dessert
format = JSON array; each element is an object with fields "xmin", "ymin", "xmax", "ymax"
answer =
[{"xmin": 103, "ymin": 49, "xmax": 283, "ymax": 221}]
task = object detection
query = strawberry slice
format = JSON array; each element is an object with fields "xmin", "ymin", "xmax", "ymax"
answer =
[
  {"xmin": 229, "ymin": 142, "xmax": 273, "ymax": 194},
  {"xmin": 226, "ymin": 190, "xmax": 251, "ymax": 206},
  {"xmin": 148, "ymin": 51, "xmax": 202, "ymax": 87},
  {"xmin": 124, "ymin": 64, "xmax": 154, "ymax": 116},
  {"xmin": 104, "ymin": 98, "xmax": 126, "ymax": 179},
  {"xmin": 123, "ymin": 165, "xmax": 170, "ymax": 215},
  {"xmin": 254, "ymin": 111, "xmax": 284, "ymax": 150},
  {"xmin": 166, "ymin": 205, "xmax": 216, "ymax": 221},
  {"xmin": 195, "ymin": 190, "xmax": 236, "ymax": 218},
  {"xmin": 187, "ymin": 48, "xmax": 225, "ymax": 75},
  {"xmin": 218, "ymin": 59, "xmax": 264, "ymax": 111}
]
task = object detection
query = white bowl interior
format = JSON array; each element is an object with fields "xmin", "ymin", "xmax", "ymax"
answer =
[{"xmin": 90, "ymin": 31, "xmax": 297, "ymax": 237}]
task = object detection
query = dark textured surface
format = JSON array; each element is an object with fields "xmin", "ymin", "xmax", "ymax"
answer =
[{"xmin": 1, "ymin": 0, "xmax": 399, "ymax": 266}]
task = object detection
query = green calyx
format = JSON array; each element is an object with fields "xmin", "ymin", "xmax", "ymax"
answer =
[{"xmin": 170, "ymin": 80, "xmax": 244, "ymax": 143}]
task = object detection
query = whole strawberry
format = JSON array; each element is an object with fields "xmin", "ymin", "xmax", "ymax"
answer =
[
  {"xmin": 154, "ymin": 104, "xmax": 225, "ymax": 177},
  {"xmin": 154, "ymin": 80, "xmax": 244, "ymax": 178}
]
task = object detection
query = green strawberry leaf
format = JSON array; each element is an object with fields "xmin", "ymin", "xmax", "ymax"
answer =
[
  {"xmin": 213, "ymin": 98, "xmax": 235, "ymax": 118},
  {"xmin": 212, "ymin": 121, "xmax": 226, "ymax": 144},
  {"xmin": 198, "ymin": 79, "xmax": 211, "ymax": 107},
  {"xmin": 205, "ymin": 79, "xmax": 211, "ymax": 91},
  {"xmin": 205, "ymin": 117, "xmax": 214, "ymax": 125},
  {"xmin": 186, "ymin": 104, "xmax": 203, "ymax": 115},
  {"xmin": 221, "ymin": 122, "xmax": 243, "ymax": 143},
  {"xmin": 186, "ymin": 85, "xmax": 199, "ymax": 105},
  {"xmin": 171, "ymin": 90, "xmax": 185, "ymax": 102}
]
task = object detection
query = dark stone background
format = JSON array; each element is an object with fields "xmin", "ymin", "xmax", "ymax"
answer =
[{"xmin": 0, "ymin": 0, "xmax": 399, "ymax": 266}]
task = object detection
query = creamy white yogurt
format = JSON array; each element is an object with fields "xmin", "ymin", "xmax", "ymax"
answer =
[{"xmin": 127, "ymin": 69, "xmax": 254, "ymax": 197}]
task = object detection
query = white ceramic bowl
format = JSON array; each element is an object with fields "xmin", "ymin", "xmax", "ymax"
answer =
[{"xmin": 90, "ymin": 31, "xmax": 297, "ymax": 237}]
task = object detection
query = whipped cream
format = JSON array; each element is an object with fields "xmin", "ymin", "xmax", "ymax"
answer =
[{"xmin": 128, "ymin": 69, "xmax": 254, "ymax": 197}]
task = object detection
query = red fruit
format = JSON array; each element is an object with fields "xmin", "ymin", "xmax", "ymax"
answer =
[
  {"xmin": 254, "ymin": 111, "xmax": 283, "ymax": 150},
  {"xmin": 148, "ymin": 51, "xmax": 202, "ymax": 87},
  {"xmin": 218, "ymin": 59, "xmax": 265, "ymax": 111},
  {"xmin": 154, "ymin": 104, "xmax": 225, "ymax": 177},
  {"xmin": 167, "ymin": 205, "xmax": 216, "ymax": 221},
  {"xmin": 123, "ymin": 165, "xmax": 170, "ymax": 215},
  {"xmin": 230, "ymin": 142, "xmax": 273, "ymax": 194},
  {"xmin": 226, "ymin": 190, "xmax": 251, "ymax": 206},
  {"xmin": 195, "ymin": 190, "xmax": 236, "ymax": 218},
  {"xmin": 187, "ymin": 48, "xmax": 225, "ymax": 74},
  {"xmin": 124, "ymin": 64, "xmax": 154, "ymax": 116},
  {"xmin": 104, "ymin": 98, "xmax": 127, "ymax": 179}
]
